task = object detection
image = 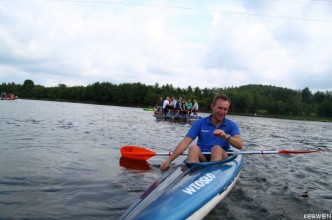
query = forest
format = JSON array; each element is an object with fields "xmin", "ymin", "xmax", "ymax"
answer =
[{"xmin": 1, "ymin": 79, "xmax": 332, "ymax": 119}]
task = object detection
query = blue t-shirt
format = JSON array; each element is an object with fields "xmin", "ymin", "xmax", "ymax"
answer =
[{"xmin": 186, "ymin": 115, "xmax": 240, "ymax": 152}]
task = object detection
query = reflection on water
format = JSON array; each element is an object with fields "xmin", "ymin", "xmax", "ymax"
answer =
[
  {"xmin": 0, "ymin": 100, "xmax": 331, "ymax": 219},
  {"xmin": 119, "ymin": 157, "xmax": 151, "ymax": 171}
]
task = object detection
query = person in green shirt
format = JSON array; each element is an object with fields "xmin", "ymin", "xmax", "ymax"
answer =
[{"xmin": 186, "ymin": 99, "xmax": 193, "ymax": 115}]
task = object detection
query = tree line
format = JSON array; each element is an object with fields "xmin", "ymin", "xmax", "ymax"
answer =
[{"xmin": 1, "ymin": 79, "xmax": 332, "ymax": 118}]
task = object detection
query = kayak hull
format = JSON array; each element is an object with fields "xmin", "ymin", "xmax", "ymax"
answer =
[
  {"xmin": 187, "ymin": 169, "xmax": 242, "ymax": 219},
  {"xmin": 121, "ymin": 154, "xmax": 243, "ymax": 220}
]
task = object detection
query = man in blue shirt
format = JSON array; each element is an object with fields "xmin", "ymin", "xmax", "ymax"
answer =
[{"xmin": 160, "ymin": 94, "xmax": 243, "ymax": 170}]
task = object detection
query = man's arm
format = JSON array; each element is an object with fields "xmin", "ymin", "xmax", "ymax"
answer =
[
  {"xmin": 227, "ymin": 135, "xmax": 243, "ymax": 149},
  {"xmin": 160, "ymin": 137, "xmax": 193, "ymax": 170}
]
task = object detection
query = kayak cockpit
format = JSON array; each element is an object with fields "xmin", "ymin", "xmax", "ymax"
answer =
[{"xmin": 184, "ymin": 152, "xmax": 237, "ymax": 168}]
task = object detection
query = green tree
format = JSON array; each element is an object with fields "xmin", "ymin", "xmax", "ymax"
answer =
[
  {"xmin": 21, "ymin": 79, "xmax": 35, "ymax": 98},
  {"xmin": 32, "ymin": 85, "xmax": 47, "ymax": 99},
  {"xmin": 301, "ymin": 87, "xmax": 312, "ymax": 104},
  {"xmin": 318, "ymin": 99, "xmax": 332, "ymax": 117},
  {"xmin": 313, "ymin": 91, "xmax": 325, "ymax": 104},
  {"xmin": 285, "ymin": 94, "xmax": 302, "ymax": 115}
]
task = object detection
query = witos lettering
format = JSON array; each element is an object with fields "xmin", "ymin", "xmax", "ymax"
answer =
[{"xmin": 182, "ymin": 173, "xmax": 216, "ymax": 195}]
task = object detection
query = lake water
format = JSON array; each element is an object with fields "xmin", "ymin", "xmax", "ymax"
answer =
[{"xmin": 0, "ymin": 100, "xmax": 331, "ymax": 219}]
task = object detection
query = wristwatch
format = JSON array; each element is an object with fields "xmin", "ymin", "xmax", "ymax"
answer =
[{"xmin": 226, "ymin": 134, "xmax": 231, "ymax": 141}]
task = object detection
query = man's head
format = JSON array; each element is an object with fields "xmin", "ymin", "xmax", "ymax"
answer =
[
  {"xmin": 212, "ymin": 94, "xmax": 231, "ymax": 106},
  {"xmin": 211, "ymin": 94, "xmax": 231, "ymax": 121}
]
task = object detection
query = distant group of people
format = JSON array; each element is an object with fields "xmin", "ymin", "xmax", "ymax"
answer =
[{"xmin": 155, "ymin": 96, "xmax": 199, "ymax": 116}]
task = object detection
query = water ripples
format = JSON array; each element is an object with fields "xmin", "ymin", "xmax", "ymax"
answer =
[{"xmin": 0, "ymin": 100, "xmax": 331, "ymax": 219}]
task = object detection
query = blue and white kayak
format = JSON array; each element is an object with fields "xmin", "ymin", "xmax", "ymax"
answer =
[{"xmin": 121, "ymin": 153, "xmax": 243, "ymax": 219}]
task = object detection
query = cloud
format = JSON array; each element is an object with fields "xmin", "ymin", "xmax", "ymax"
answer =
[
  {"xmin": 0, "ymin": 0, "xmax": 332, "ymax": 92},
  {"xmin": 201, "ymin": 1, "xmax": 332, "ymax": 91}
]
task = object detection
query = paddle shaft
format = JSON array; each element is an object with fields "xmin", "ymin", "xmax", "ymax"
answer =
[
  {"xmin": 147, "ymin": 150, "xmax": 322, "ymax": 157},
  {"xmin": 154, "ymin": 150, "xmax": 281, "ymax": 156}
]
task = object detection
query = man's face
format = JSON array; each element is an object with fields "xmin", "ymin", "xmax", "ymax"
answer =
[{"xmin": 211, "ymin": 99, "xmax": 230, "ymax": 121}]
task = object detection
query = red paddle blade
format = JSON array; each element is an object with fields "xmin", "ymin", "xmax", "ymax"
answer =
[
  {"xmin": 120, "ymin": 146, "xmax": 156, "ymax": 161},
  {"xmin": 278, "ymin": 149, "xmax": 322, "ymax": 154}
]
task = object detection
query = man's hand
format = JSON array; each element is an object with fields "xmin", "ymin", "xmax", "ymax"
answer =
[
  {"xmin": 213, "ymin": 129, "xmax": 228, "ymax": 139},
  {"xmin": 160, "ymin": 159, "xmax": 171, "ymax": 170}
]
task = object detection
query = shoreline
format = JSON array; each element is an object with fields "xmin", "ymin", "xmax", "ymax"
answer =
[
  {"xmin": 228, "ymin": 112, "xmax": 332, "ymax": 123},
  {"xmin": 8, "ymin": 98, "xmax": 332, "ymax": 123}
]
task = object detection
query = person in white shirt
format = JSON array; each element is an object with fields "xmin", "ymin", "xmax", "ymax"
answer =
[
  {"xmin": 191, "ymin": 99, "xmax": 199, "ymax": 116},
  {"xmin": 162, "ymin": 96, "xmax": 170, "ymax": 114}
]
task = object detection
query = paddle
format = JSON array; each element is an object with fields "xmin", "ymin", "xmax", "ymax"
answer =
[{"xmin": 120, "ymin": 146, "xmax": 322, "ymax": 161}]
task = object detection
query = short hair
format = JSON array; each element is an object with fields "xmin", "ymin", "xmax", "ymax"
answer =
[{"xmin": 213, "ymin": 94, "xmax": 231, "ymax": 105}]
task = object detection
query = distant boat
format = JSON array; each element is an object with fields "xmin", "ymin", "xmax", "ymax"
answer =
[
  {"xmin": 143, "ymin": 108, "xmax": 155, "ymax": 111},
  {"xmin": 0, "ymin": 92, "xmax": 17, "ymax": 100},
  {"xmin": 153, "ymin": 112, "xmax": 201, "ymax": 122}
]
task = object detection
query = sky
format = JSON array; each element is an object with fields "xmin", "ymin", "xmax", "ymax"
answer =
[{"xmin": 1, "ymin": 0, "xmax": 332, "ymax": 92}]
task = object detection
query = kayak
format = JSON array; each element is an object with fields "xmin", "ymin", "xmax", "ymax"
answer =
[
  {"xmin": 120, "ymin": 153, "xmax": 243, "ymax": 219},
  {"xmin": 143, "ymin": 108, "xmax": 154, "ymax": 111}
]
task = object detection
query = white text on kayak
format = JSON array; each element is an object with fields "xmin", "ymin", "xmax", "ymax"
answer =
[{"xmin": 182, "ymin": 173, "xmax": 216, "ymax": 195}]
